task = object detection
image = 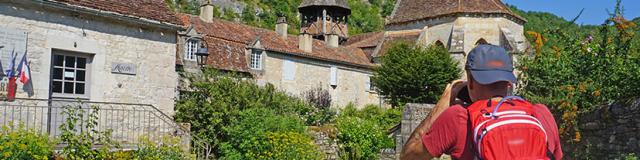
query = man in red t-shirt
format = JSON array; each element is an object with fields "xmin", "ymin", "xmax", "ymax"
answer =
[{"xmin": 400, "ymin": 45, "xmax": 563, "ymax": 160}]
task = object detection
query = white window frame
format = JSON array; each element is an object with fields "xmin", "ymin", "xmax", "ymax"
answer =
[
  {"xmin": 250, "ymin": 49, "xmax": 263, "ymax": 70},
  {"xmin": 329, "ymin": 66, "xmax": 338, "ymax": 86},
  {"xmin": 50, "ymin": 50, "xmax": 92, "ymax": 99},
  {"xmin": 366, "ymin": 76, "xmax": 377, "ymax": 92},
  {"xmin": 184, "ymin": 39, "xmax": 199, "ymax": 61}
]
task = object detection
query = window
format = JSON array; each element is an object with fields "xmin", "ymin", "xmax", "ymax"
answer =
[
  {"xmin": 329, "ymin": 66, "xmax": 337, "ymax": 86},
  {"xmin": 51, "ymin": 52, "xmax": 91, "ymax": 98},
  {"xmin": 366, "ymin": 76, "xmax": 377, "ymax": 92},
  {"xmin": 282, "ymin": 59, "xmax": 296, "ymax": 80},
  {"xmin": 250, "ymin": 49, "xmax": 262, "ymax": 70},
  {"xmin": 475, "ymin": 38, "xmax": 489, "ymax": 45},
  {"xmin": 434, "ymin": 40, "xmax": 445, "ymax": 48},
  {"xmin": 184, "ymin": 39, "xmax": 199, "ymax": 61}
]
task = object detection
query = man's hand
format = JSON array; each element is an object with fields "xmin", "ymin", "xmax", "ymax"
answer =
[{"xmin": 400, "ymin": 79, "xmax": 467, "ymax": 159}]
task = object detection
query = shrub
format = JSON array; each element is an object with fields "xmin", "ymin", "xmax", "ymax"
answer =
[
  {"xmin": 372, "ymin": 43, "xmax": 461, "ymax": 107},
  {"xmin": 175, "ymin": 69, "xmax": 316, "ymax": 157},
  {"xmin": 264, "ymin": 131, "xmax": 323, "ymax": 160},
  {"xmin": 219, "ymin": 108, "xmax": 308, "ymax": 159},
  {"xmin": 302, "ymin": 87, "xmax": 336, "ymax": 126},
  {"xmin": 58, "ymin": 104, "xmax": 118, "ymax": 160},
  {"xmin": 175, "ymin": 69, "xmax": 320, "ymax": 158},
  {"xmin": 134, "ymin": 136, "xmax": 195, "ymax": 160},
  {"xmin": 335, "ymin": 104, "xmax": 400, "ymax": 160},
  {"xmin": 0, "ymin": 124, "xmax": 54, "ymax": 160}
]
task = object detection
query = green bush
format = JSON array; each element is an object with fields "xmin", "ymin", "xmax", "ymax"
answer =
[
  {"xmin": 372, "ymin": 43, "xmax": 461, "ymax": 107},
  {"xmin": 0, "ymin": 124, "xmax": 54, "ymax": 160},
  {"xmin": 175, "ymin": 69, "xmax": 320, "ymax": 158},
  {"xmin": 134, "ymin": 136, "xmax": 194, "ymax": 160},
  {"xmin": 335, "ymin": 104, "xmax": 400, "ymax": 160},
  {"xmin": 264, "ymin": 131, "xmax": 323, "ymax": 160},
  {"xmin": 58, "ymin": 104, "xmax": 118, "ymax": 160},
  {"xmin": 517, "ymin": 3, "xmax": 640, "ymax": 143}
]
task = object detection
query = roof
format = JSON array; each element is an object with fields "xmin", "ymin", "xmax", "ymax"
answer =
[
  {"xmin": 298, "ymin": 0, "xmax": 350, "ymax": 10},
  {"xmin": 345, "ymin": 31, "xmax": 384, "ymax": 48},
  {"xmin": 49, "ymin": 0, "xmax": 180, "ymax": 25},
  {"xmin": 388, "ymin": 0, "xmax": 525, "ymax": 25},
  {"xmin": 373, "ymin": 31, "xmax": 420, "ymax": 58},
  {"xmin": 177, "ymin": 14, "xmax": 374, "ymax": 72}
]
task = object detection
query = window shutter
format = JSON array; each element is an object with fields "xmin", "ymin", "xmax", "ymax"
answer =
[
  {"xmin": 282, "ymin": 59, "xmax": 296, "ymax": 80},
  {"xmin": 330, "ymin": 66, "xmax": 337, "ymax": 86},
  {"xmin": 365, "ymin": 78, "xmax": 371, "ymax": 91}
]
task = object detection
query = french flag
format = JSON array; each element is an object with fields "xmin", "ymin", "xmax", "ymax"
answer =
[
  {"xmin": 17, "ymin": 53, "xmax": 30, "ymax": 84},
  {"xmin": 17, "ymin": 53, "xmax": 33, "ymax": 97}
]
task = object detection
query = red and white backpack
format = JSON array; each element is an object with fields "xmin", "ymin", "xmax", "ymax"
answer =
[{"xmin": 467, "ymin": 96, "xmax": 549, "ymax": 160}]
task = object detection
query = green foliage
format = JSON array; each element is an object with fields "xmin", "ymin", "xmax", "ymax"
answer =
[
  {"xmin": 175, "ymin": 69, "xmax": 320, "ymax": 158},
  {"xmin": 517, "ymin": 0, "xmax": 640, "ymax": 145},
  {"xmin": 263, "ymin": 131, "xmax": 323, "ymax": 159},
  {"xmin": 348, "ymin": 0, "xmax": 385, "ymax": 35},
  {"xmin": 222, "ymin": 7, "xmax": 239, "ymax": 21},
  {"xmin": 164, "ymin": 0, "xmax": 199, "ymax": 14},
  {"xmin": 621, "ymin": 153, "xmax": 639, "ymax": 160},
  {"xmin": 0, "ymin": 124, "xmax": 54, "ymax": 160},
  {"xmin": 59, "ymin": 104, "xmax": 118, "ymax": 160},
  {"xmin": 372, "ymin": 43, "xmax": 461, "ymax": 106},
  {"xmin": 335, "ymin": 104, "xmax": 400, "ymax": 160},
  {"xmin": 134, "ymin": 136, "xmax": 195, "ymax": 160}
]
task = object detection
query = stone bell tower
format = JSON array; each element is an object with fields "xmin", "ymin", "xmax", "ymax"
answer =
[{"xmin": 298, "ymin": 0, "xmax": 350, "ymax": 45}]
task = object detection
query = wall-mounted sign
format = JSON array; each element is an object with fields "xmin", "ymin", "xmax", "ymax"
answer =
[{"xmin": 111, "ymin": 63, "xmax": 136, "ymax": 75}]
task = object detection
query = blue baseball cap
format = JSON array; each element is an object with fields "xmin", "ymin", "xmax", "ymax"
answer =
[{"xmin": 465, "ymin": 44, "xmax": 516, "ymax": 85}]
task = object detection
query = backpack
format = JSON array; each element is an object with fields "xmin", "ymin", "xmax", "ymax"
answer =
[{"xmin": 467, "ymin": 96, "xmax": 549, "ymax": 160}]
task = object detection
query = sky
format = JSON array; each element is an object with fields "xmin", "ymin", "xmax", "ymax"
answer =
[{"xmin": 503, "ymin": 0, "xmax": 640, "ymax": 25}]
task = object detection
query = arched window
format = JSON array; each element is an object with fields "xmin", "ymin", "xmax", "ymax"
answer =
[
  {"xmin": 475, "ymin": 38, "xmax": 489, "ymax": 45},
  {"xmin": 434, "ymin": 40, "xmax": 445, "ymax": 48}
]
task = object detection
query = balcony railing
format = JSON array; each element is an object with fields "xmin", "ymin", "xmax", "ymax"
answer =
[{"xmin": 0, "ymin": 98, "xmax": 212, "ymax": 159}]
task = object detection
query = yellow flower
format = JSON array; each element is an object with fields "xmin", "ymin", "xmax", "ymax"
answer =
[
  {"xmin": 574, "ymin": 131, "xmax": 582, "ymax": 142},
  {"xmin": 18, "ymin": 144, "xmax": 27, "ymax": 150},
  {"xmin": 3, "ymin": 152, "xmax": 12, "ymax": 158},
  {"xmin": 593, "ymin": 90, "xmax": 601, "ymax": 97}
]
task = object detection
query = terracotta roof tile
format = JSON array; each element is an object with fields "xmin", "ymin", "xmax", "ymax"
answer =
[
  {"xmin": 51, "ymin": 0, "xmax": 180, "ymax": 25},
  {"xmin": 388, "ymin": 0, "xmax": 524, "ymax": 24},
  {"xmin": 345, "ymin": 31, "xmax": 384, "ymax": 48},
  {"xmin": 177, "ymin": 14, "xmax": 374, "ymax": 72},
  {"xmin": 373, "ymin": 32, "xmax": 420, "ymax": 57}
]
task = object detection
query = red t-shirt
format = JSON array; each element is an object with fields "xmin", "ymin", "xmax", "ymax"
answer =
[{"xmin": 422, "ymin": 104, "xmax": 563, "ymax": 160}]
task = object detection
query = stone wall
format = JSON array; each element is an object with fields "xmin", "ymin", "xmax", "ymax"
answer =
[
  {"xmin": 258, "ymin": 51, "xmax": 382, "ymax": 108},
  {"xmin": 0, "ymin": 1, "xmax": 178, "ymax": 114},
  {"xmin": 310, "ymin": 130, "xmax": 339, "ymax": 160},
  {"xmin": 396, "ymin": 103, "xmax": 435, "ymax": 153},
  {"xmin": 570, "ymin": 97, "xmax": 640, "ymax": 158}
]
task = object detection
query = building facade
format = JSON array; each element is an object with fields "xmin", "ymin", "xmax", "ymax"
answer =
[
  {"xmin": 0, "ymin": 0, "xmax": 180, "ymax": 114},
  {"xmin": 349, "ymin": 0, "xmax": 528, "ymax": 66},
  {"xmin": 176, "ymin": 0, "xmax": 382, "ymax": 108}
]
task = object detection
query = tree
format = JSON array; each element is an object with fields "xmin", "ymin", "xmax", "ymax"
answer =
[
  {"xmin": 348, "ymin": 0, "xmax": 385, "ymax": 35},
  {"xmin": 164, "ymin": 0, "xmax": 199, "ymax": 14},
  {"xmin": 371, "ymin": 43, "xmax": 461, "ymax": 107}
]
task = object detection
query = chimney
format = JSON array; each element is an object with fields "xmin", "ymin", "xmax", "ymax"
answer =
[
  {"xmin": 325, "ymin": 33, "xmax": 339, "ymax": 48},
  {"xmin": 299, "ymin": 32, "xmax": 313, "ymax": 52},
  {"xmin": 199, "ymin": 0, "xmax": 214, "ymax": 22},
  {"xmin": 275, "ymin": 17, "xmax": 288, "ymax": 39}
]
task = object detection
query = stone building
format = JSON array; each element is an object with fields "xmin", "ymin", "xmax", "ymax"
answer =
[
  {"xmin": 176, "ymin": 0, "xmax": 382, "ymax": 107},
  {"xmin": 0, "ymin": 0, "xmax": 181, "ymax": 113},
  {"xmin": 348, "ymin": 0, "xmax": 528, "ymax": 64}
]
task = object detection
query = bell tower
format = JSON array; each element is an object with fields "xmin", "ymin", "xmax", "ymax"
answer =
[{"xmin": 298, "ymin": 0, "xmax": 350, "ymax": 45}]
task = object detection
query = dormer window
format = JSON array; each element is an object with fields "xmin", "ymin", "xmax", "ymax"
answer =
[
  {"xmin": 250, "ymin": 49, "xmax": 263, "ymax": 70},
  {"xmin": 184, "ymin": 39, "xmax": 199, "ymax": 61}
]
